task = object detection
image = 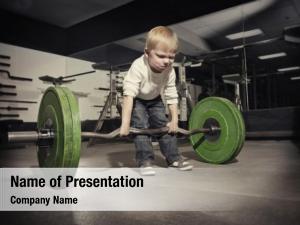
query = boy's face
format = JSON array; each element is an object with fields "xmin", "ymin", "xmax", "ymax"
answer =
[{"xmin": 145, "ymin": 47, "xmax": 176, "ymax": 73}]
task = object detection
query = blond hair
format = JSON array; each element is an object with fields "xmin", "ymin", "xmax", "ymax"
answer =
[{"xmin": 145, "ymin": 26, "xmax": 178, "ymax": 52}]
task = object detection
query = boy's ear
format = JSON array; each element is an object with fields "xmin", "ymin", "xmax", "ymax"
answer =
[{"xmin": 144, "ymin": 48, "xmax": 149, "ymax": 57}]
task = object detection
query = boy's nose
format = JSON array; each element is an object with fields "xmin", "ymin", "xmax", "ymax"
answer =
[{"xmin": 164, "ymin": 58, "xmax": 171, "ymax": 65}]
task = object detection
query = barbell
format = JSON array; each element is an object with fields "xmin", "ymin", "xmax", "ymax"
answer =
[{"xmin": 6, "ymin": 87, "xmax": 245, "ymax": 167}]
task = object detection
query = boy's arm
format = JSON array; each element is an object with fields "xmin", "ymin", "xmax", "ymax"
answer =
[
  {"xmin": 121, "ymin": 59, "xmax": 142, "ymax": 136},
  {"xmin": 167, "ymin": 103, "xmax": 178, "ymax": 133},
  {"xmin": 164, "ymin": 69, "xmax": 179, "ymax": 133},
  {"xmin": 120, "ymin": 95, "xmax": 134, "ymax": 136}
]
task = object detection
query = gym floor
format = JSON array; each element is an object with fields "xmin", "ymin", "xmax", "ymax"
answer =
[{"xmin": 0, "ymin": 140, "xmax": 300, "ymax": 225}]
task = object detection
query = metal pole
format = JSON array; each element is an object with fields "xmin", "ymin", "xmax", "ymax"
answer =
[
  {"xmin": 242, "ymin": 47, "xmax": 249, "ymax": 111},
  {"xmin": 252, "ymin": 64, "xmax": 257, "ymax": 109},
  {"xmin": 179, "ymin": 64, "xmax": 188, "ymax": 122},
  {"xmin": 212, "ymin": 64, "xmax": 216, "ymax": 94},
  {"xmin": 109, "ymin": 67, "xmax": 113, "ymax": 118},
  {"xmin": 267, "ymin": 76, "xmax": 272, "ymax": 108}
]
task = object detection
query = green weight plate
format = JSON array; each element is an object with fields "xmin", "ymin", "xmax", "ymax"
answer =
[
  {"xmin": 228, "ymin": 101, "xmax": 245, "ymax": 158},
  {"xmin": 218, "ymin": 98, "xmax": 245, "ymax": 156},
  {"xmin": 205, "ymin": 97, "xmax": 244, "ymax": 163},
  {"xmin": 189, "ymin": 97, "xmax": 242, "ymax": 164},
  {"xmin": 217, "ymin": 98, "xmax": 245, "ymax": 160},
  {"xmin": 61, "ymin": 87, "xmax": 81, "ymax": 166},
  {"xmin": 37, "ymin": 87, "xmax": 81, "ymax": 167}
]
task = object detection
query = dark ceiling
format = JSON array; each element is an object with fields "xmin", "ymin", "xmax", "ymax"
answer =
[
  {"xmin": 1, "ymin": 0, "xmax": 300, "ymax": 109},
  {"xmin": 0, "ymin": 0, "xmax": 254, "ymax": 55}
]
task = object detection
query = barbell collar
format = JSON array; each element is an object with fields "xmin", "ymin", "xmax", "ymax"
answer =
[
  {"xmin": 8, "ymin": 131, "xmax": 38, "ymax": 143},
  {"xmin": 8, "ymin": 130, "xmax": 54, "ymax": 143}
]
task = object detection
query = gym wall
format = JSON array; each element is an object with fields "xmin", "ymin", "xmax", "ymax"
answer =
[{"xmin": 0, "ymin": 42, "xmax": 108, "ymax": 122}]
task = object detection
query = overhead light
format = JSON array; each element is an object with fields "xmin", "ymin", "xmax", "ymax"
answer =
[
  {"xmin": 277, "ymin": 66, "xmax": 300, "ymax": 72},
  {"xmin": 226, "ymin": 29, "xmax": 263, "ymax": 40},
  {"xmin": 290, "ymin": 76, "xmax": 300, "ymax": 80},
  {"xmin": 284, "ymin": 25, "xmax": 300, "ymax": 44},
  {"xmin": 258, "ymin": 52, "xmax": 287, "ymax": 60},
  {"xmin": 222, "ymin": 73, "xmax": 240, "ymax": 78}
]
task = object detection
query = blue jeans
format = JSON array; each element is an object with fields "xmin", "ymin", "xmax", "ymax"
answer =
[{"xmin": 131, "ymin": 96, "xmax": 181, "ymax": 167}]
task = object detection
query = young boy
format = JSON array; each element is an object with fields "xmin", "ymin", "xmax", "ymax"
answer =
[{"xmin": 120, "ymin": 26, "xmax": 193, "ymax": 175}]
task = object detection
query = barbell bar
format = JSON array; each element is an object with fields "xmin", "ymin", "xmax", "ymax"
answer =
[
  {"xmin": 8, "ymin": 126, "xmax": 220, "ymax": 142},
  {"xmin": 5, "ymin": 86, "xmax": 245, "ymax": 167}
]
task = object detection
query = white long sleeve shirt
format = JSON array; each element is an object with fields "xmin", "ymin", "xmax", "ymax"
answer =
[{"xmin": 123, "ymin": 55, "xmax": 178, "ymax": 105}]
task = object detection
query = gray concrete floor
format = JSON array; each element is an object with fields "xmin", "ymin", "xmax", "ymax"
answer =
[{"xmin": 0, "ymin": 140, "xmax": 300, "ymax": 225}]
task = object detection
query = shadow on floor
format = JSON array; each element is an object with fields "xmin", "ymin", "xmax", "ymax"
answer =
[
  {"xmin": 181, "ymin": 151, "xmax": 240, "ymax": 165},
  {"xmin": 106, "ymin": 149, "xmax": 169, "ymax": 168}
]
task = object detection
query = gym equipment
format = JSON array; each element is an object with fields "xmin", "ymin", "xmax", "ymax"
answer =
[
  {"xmin": 0, "ymin": 113, "xmax": 19, "ymax": 118},
  {"xmin": 39, "ymin": 70, "xmax": 95, "ymax": 85},
  {"xmin": 6, "ymin": 87, "xmax": 245, "ymax": 167},
  {"xmin": 0, "ymin": 69, "xmax": 32, "ymax": 81},
  {"xmin": 89, "ymin": 66, "xmax": 123, "ymax": 146},
  {"xmin": 0, "ymin": 106, "xmax": 28, "ymax": 111},
  {"xmin": 92, "ymin": 61, "xmax": 131, "ymax": 72},
  {"xmin": 0, "ymin": 99, "xmax": 37, "ymax": 104},
  {"xmin": 0, "ymin": 55, "xmax": 10, "ymax": 59},
  {"xmin": 189, "ymin": 97, "xmax": 245, "ymax": 163},
  {"xmin": 0, "ymin": 91, "xmax": 17, "ymax": 96},
  {"xmin": 95, "ymin": 87, "xmax": 109, "ymax": 91},
  {"xmin": 0, "ymin": 62, "xmax": 10, "ymax": 67},
  {"xmin": 0, "ymin": 83, "xmax": 16, "ymax": 88},
  {"xmin": 36, "ymin": 87, "xmax": 81, "ymax": 167}
]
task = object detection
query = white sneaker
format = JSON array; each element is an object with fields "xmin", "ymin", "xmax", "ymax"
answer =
[
  {"xmin": 139, "ymin": 161, "xmax": 156, "ymax": 176},
  {"xmin": 170, "ymin": 160, "xmax": 193, "ymax": 171}
]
